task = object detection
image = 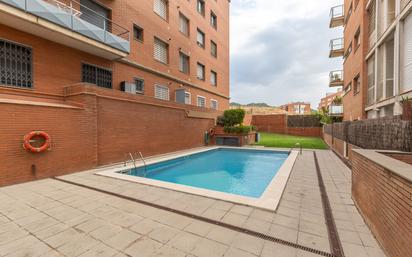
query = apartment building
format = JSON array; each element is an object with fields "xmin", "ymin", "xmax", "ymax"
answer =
[
  {"xmin": 280, "ymin": 102, "xmax": 312, "ymax": 115},
  {"xmin": 329, "ymin": 0, "xmax": 412, "ymax": 120},
  {"xmin": 318, "ymin": 90, "xmax": 344, "ymax": 116},
  {"xmin": 0, "ymin": 0, "xmax": 229, "ymax": 109},
  {"xmin": 0, "ymin": 0, "xmax": 230, "ymax": 185}
]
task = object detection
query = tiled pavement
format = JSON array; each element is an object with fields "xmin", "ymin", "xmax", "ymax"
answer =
[{"xmin": 0, "ymin": 150, "xmax": 387, "ymax": 257}]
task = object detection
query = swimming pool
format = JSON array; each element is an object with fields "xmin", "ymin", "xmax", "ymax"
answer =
[
  {"xmin": 124, "ymin": 148, "xmax": 288, "ymax": 198},
  {"xmin": 96, "ymin": 147, "xmax": 298, "ymax": 210}
]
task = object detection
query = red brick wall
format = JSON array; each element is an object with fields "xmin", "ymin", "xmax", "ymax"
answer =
[
  {"xmin": 323, "ymin": 133, "xmax": 333, "ymax": 147},
  {"xmin": 0, "ymin": 85, "xmax": 218, "ymax": 186},
  {"xmin": 287, "ymin": 127, "xmax": 322, "ymax": 137},
  {"xmin": 252, "ymin": 115, "xmax": 287, "ymax": 134},
  {"xmin": 352, "ymin": 151, "xmax": 412, "ymax": 257},
  {"xmin": 252, "ymin": 114, "xmax": 322, "ymax": 137},
  {"xmin": 0, "ymin": 97, "xmax": 97, "ymax": 186},
  {"xmin": 332, "ymin": 137, "xmax": 345, "ymax": 157},
  {"xmin": 382, "ymin": 153, "xmax": 412, "ymax": 165}
]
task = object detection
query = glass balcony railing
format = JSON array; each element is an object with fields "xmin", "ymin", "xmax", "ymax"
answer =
[
  {"xmin": 1, "ymin": 0, "xmax": 130, "ymax": 53},
  {"xmin": 329, "ymin": 70, "xmax": 344, "ymax": 87},
  {"xmin": 329, "ymin": 38, "xmax": 344, "ymax": 58},
  {"xmin": 330, "ymin": 5, "xmax": 344, "ymax": 28},
  {"xmin": 329, "ymin": 105, "xmax": 343, "ymax": 116}
]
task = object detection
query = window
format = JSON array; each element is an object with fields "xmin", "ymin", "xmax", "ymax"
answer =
[
  {"xmin": 179, "ymin": 52, "xmax": 190, "ymax": 74},
  {"xmin": 197, "ymin": 0, "xmax": 205, "ymax": 16},
  {"xmin": 80, "ymin": 0, "xmax": 109, "ymax": 30},
  {"xmin": 179, "ymin": 13, "xmax": 190, "ymax": 36},
  {"xmin": 197, "ymin": 29, "xmax": 205, "ymax": 48},
  {"xmin": 134, "ymin": 78, "xmax": 144, "ymax": 93},
  {"xmin": 185, "ymin": 92, "xmax": 191, "ymax": 104},
  {"xmin": 345, "ymin": 42, "xmax": 352, "ymax": 58},
  {"xmin": 344, "ymin": 83, "xmax": 352, "ymax": 95},
  {"xmin": 154, "ymin": 0, "xmax": 168, "ymax": 20},
  {"xmin": 197, "ymin": 63, "xmax": 205, "ymax": 80},
  {"xmin": 402, "ymin": 13, "xmax": 412, "ymax": 93},
  {"xmin": 211, "ymin": 99, "xmax": 218, "ymax": 110},
  {"xmin": 211, "ymin": 40, "xmax": 217, "ymax": 57},
  {"xmin": 368, "ymin": 1, "xmax": 376, "ymax": 36},
  {"xmin": 82, "ymin": 63, "xmax": 112, "ymax": 88},
  {"xmin": 210, "ymin": 70, "xmax": 217, "ymax": 86},
  {"xmin": 197, "ymin": 96, "xmax": 206, "ymax": 107},
  {"xmin": 133, "ymin": 25, "xmax": 144, "ymax": 42},
  {"xmin": 354, "ymin": 27, "xmax": 360, "ymax": 49},
  {"xmin": 353, "ymin": 74, "xmax": 360, "ymax": 94},
  {"xmin": 367, "ymin": 55, "xmax": 375, "ymax": 105},
  {"xmin": 210, "ymin": 11, "xmax": 217, "ymax": 29},
  {"xmin": 154, "ymin": 37, "xmax": 168, "ymax": 64},
  {"xmin": 155, "ymin": 84, "xmax": 169, "ymax": 100},
  {"xmin": 345, "ymin": 3, "xmax": 353, "ymax": 24},
  {"xmin": 0, "ymin": 39, "xmax": 32, "ymax": 88}
]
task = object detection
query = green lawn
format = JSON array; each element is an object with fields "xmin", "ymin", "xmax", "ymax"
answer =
[{"xmin": 254, "ymin": 133, "xmax": 328, "ymax": 149}]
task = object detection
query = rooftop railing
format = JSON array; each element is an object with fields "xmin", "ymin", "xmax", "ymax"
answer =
[{"xmin": 1, "ymin": 0, "xmax": 130, "ymax": 53}]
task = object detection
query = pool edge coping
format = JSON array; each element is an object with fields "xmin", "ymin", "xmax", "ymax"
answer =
[{"xmin": 93, "ymin": 146, "xmax": 299, "ymax": 211}]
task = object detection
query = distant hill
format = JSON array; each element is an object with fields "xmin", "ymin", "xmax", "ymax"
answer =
[
  {"xmin": 229, "ymin": 102, "xmax": 272, "ymax": 107},
  {"xmin": 246, "ymin": 103, "xmax": 271, "ymax": 107}
]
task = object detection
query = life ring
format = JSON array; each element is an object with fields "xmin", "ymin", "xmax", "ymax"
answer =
[
  {"xmin": 23, "ymin": 131, "xmax": 51, "ymax": 153},
  {"xmin": 209, "ymin": 128, "xmax": 215, "ymax": 136}
]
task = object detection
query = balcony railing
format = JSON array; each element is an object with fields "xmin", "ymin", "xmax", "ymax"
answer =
[
  {"xmin": 329, "ymin": 38, "xmax": 344, "ymax": 58},
  {"xmin": 1, "ymin": 0, "xmax": 130, "ymax": 53},
  {"xmin": 329, "ymin": 105, "xmax": 343, "ymax": 116},
  {"xmin": 329, "ymin": 70, "xmax": 344, "ymax": 87},
  {"xmin": 330, "ymin": 5, "xmax": 344, "ymax": 28}
]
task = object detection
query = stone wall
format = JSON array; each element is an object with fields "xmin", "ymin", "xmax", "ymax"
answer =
[{"xmin": 324, "ymin": 116, "xmax": 412, "ymax": 154}]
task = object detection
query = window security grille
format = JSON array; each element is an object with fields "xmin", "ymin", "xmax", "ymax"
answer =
[
  {"xmin": 82, "ymin": 63, "xmax": 112, "ymax": 88},
  {"xmin": 0, "ymin": 39, "xmax": 33, "ymax": 88}
]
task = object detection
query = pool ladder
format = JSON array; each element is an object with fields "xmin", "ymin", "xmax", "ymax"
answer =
[
  {"xmin": 291, "ymin": 143, "xmax": 303, "ymax": 155},
  {"xmin": 124, "ymin": 152, "xmax": 147, "ymax": 177}
]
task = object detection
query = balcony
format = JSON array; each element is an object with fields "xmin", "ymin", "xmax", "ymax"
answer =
[
  {"xmin": 329, "ymin": 38, "xmax": 344, "ymax": 58},
  {"xmin": 330, "ymin": 5, "xmax": 344, "ymax": 28},
  {"xmin": 329, "ymin": 70, "xmax": 344, "ymax": 87},
  {"xmin": 0, "ymin": 0, "xmax": 130, "ymax": 60},
  {"xmin": 329, "ymin": 105, "xmax": 343, "ymax": 116}
]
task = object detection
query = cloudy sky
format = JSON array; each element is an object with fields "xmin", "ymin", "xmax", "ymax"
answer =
[{"xmin": 230, "ymin": 0, "xmax": 343, "ymax": 108}]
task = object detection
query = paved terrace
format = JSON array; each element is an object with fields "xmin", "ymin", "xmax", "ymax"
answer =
[{"xmin": 0, "ymin": 150, "xmax": 387, "ymax": 257}]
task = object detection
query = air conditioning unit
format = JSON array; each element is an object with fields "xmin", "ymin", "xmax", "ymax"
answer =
[{"xmin": 120, "ymin": 81, "xmax": 137, "ymax": 94}]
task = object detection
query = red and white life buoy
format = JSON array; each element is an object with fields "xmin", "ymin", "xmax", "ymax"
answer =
[
  {"xmin": 23, "ymin": 131, "xmax": 51, "ymax": 153},
  {"xmin": 209, "ymin": 128, "xmax": 215, "ymax": 136}
]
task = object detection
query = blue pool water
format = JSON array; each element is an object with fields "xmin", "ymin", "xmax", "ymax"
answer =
[{"xmin": 124, "ymin": 149, "xmax": 289, "ymax": 198}]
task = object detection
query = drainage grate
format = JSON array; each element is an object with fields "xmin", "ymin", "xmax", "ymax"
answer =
[
  {"xmin": 313, "ymin": 152, "xmax": 345, "ymax": 257},
  {"xmin": 52, "ymin": 177, "xmax": 336, "ymax": 257}
]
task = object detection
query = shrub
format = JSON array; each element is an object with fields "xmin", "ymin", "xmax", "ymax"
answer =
[
  {"xmin": 220, "ymin": 109, "xmax": 245, "ymax": 127},
  {"xmin": 224, "ymin": 125, "xmax": 256, "ymax": 134}
]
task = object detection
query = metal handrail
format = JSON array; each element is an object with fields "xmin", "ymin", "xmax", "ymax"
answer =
[
  {"xmin": 12, "ymin": 0, "xmax": 130, "ymax": 41},
  {"xmin": 128, "ymin": 152, "xmax": 137, "ymax": 170},
  {"xmin": 291, "ymin": 143, "xmax": 302, "ymax": 155},
  {"xmin": 330, "ymin": 38, "xmax": 344, "ymax": 51},
  {"xmin": 137, "ymin": 152, "xmax": 147, "ymax": 177}
]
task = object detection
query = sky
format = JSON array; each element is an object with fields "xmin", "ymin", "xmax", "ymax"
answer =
[{"xmin": 230, "ymin": 0, "xmax": 343, "ymax": 108}]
